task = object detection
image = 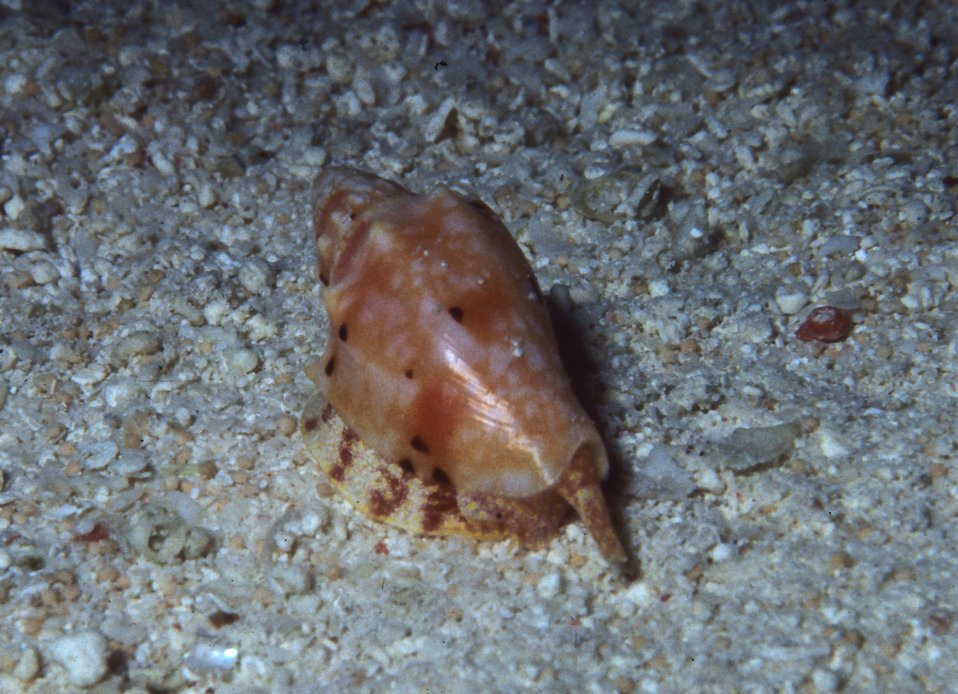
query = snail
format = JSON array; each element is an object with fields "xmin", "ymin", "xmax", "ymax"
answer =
[{"xmin": 300, "ymin": 167, "xmax": 626, "ymax": 563}]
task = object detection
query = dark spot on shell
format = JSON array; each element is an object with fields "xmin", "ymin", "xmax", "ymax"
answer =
[
  {"xmin": 411, "ymin": 436, "xmax": 429, "ymax": 453},
  {"xmin": 404, "ymin": 369, "xmax": 414, "ymax": 379},
  {"xmin": 368, "ymin": 471, "xmax": 410, "ymax": 519},
  {"xmin": 431, "ymin": 468, "xmax": 451, "ymax": 485},
  {"xmin": 495, "ymin": 512, "xmax": 503, "ymax": 520},
  {"xmin": 321, "ymin": 403, "xmax": 335, "ymax": 423},
  {"xmin": 303, "ymin": 417, "xmax": 319, "ymax": 432},
  {"xmin": 421, "ymin": 485, "xmax": 460, "ymax": 532},
  {"xmin": 448, "ymin": 306, "xmax": 463, "ymax": 323},
  {"xmin": 338, "ymin": 324, "xmax": 348, "ymax": 341},
  {"xmin": 325, "ymin": 358, "xmax": 335, "ymax": 376},
  {"xmin": 319, "ymin": 271, "xmax": 329, "ymax": 286},
  {"xmin": 397, "ymin": 458, "xmax": 415, "ymax": 475}
]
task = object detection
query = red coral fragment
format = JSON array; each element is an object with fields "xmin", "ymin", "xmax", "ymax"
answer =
[
  {"xmin": 373, "ymin": 541, "xmax": 389, "ymax": 555},
  {"xmin": 795, "ymin": 306, "xmax": 853, "ymax": 343},
  {"xmin": 73, "ymin": 522, "xmax": 109, "ymax": 543}
]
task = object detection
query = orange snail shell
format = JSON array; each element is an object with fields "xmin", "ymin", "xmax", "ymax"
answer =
[{"xmin": 300, "ymin": 167, "xmax": 626, "ymax": 563}]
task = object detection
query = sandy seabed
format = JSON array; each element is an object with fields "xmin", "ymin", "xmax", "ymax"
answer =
[{"xmin": 1, "ymin": 1, "xmax": 956, "ymax": 691}]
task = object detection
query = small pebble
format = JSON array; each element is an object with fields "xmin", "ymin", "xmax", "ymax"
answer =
[
  {"xmin": 572, "ymin": 169, "xmax": 661, "ymax": 223},
  {"xmin": 197, "ymin": 182, "xmax": 217, "ymax": 208},
  {"xmin": 30, "ymin": 260, "xmax": 60, "ymax": 285},
  {"xmin": 246, "ymin": 313, "xmax": 278, "ymax": 341},
  {"xmin": 238, "ymin": 259, "xmax": 273, "ymax": 294},
  {"xmin": 3, "ymin": 194, "xmax": 25, "ymax": 219},
  {"xmin": 0, "ymin": 228, "xmax": 46, "ymax": 251},
  {"xmin": 775, "ymin": 284, "xmax": 809, "ymax": 315},
  {"xmin": 898, "ymin": 198, "xmax": 929, "ymax": 226},
  {"xmin": 811, "ymin": 668, "xmax": 841, "ymax": 692},
  {"xmin": 226, "ymin": 348, "xmax": 259, "ymax": 375},
  {"xmin": 669, "ymin": 200, "xmax": 711, "ymax": 261},
  {"xmin": 641, "ymin": 445, "xmax": 696, "ymax": 498},
  {"xmin": 203, "ymin": 299, "xmax": 230, "ymax": 325},
  {"xmin": 114, "ymin": 449, "xmax": 149, "ymax": 476},
  {"xmin": 0, "ymin": 674, "xmax": 24, "ymax": 692},
  {"xmin": 127, "ymin": 506, "xmax": 212, "ymax": 563},
  {"xmin": 13, "ymin": 647, "xmax": 40, "ymax": 682},
  {"xmin": 817, "ymin": 428, "xmax": 850, "ymax": 459},
  {"xmin": 81, "ymin": 441, "xmax": 119, "ymax": 471},
  {"xmin": 4, "ymin": 72, "xmax": 27, "ymax": 94},
  {"xmin": 351, "ymin": 69, "xmax": 376, "ymax": 106},
  {"xmin": 3, "ymin": 268, "xmax": 32, "ymax": 289},
  {"xmin": 110, "ymin": 331, "xmax": 162, "ymax": 367},
  {"xmin": 70, "ymin": 364, "xmax": 108, "ymax": 387},
  {"xmin": 424, "ymin": 97, "xmax": 457, "ymax": 142},
  {"xmin": 719, "ymin": 422, "xmax": 802, "ymax": 471},
  {"xmin": 647, "ymin": 279, "xmax": 670, "ymax": 297},
  {"xmin": 609, "ymin": 128, "xmax": 657, "ymax": 147},
  {"xmin": 47, "ymin": 630, "xmax": 110, "ymax": 687},
  {"xmin": 819, "ymin": 235, "xmax": 860, "ymax": 256},
  {"xmin": 303, "ymin": 146, "xmax": 327, "ymax": 167},
  {"xmin": 150, "ymin": 150, "xmax": 175, "ymax": 176},
  {"xmin": 537, "ymin": 572, "xmax": 562, "ymax": 599},
  {"xmin": 442, "ymin": 0, "xmax": 487, "ymax": 23},
  {"xmin": 272, "ymin": 529, "xmax": 296, "ymax": 554},
  {"xmin": 171, "ymin": 297, "xmax": 205, "ymax": 326},
  {"xmin": 710, "ymin": 542, "xmax": 734, "ymax": 563},
  {"xmin": 184, "ymin": 639, "xmax": 239, "ymax": 673},
  {"xmin": 104, "ymin": 381, "xmax": 136, "ymax": 408},
  {"xmin": 271, "ymin": 564, "xmax": 312, "ymax": 595},
  {"xmin": 622, "ymin": 581, "xmax": 653, "ymax": 610},
  {"xmin": 731, "ymin": 313, "xmax": 773, "ymax": 344},
  {"xmin": 277, "ymin": 414, "xmax": 298, "ymax": 436},
  {"xmin": 325, "ymin": 52, "xmax": 353, "ymax": 84}
]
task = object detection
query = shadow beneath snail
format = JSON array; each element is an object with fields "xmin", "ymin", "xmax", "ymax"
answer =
[{"xmin": 547, "ymin": 285, "xmax": 641, "ymax": 579}]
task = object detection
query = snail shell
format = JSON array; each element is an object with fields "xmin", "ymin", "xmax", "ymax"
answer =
[{"xmin": 301, "ymin": 167, "xmax": 626, "ymax": 563}]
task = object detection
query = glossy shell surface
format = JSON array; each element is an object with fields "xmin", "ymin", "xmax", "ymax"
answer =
[
  {"xmin": 301, "ymin": 167, "xmax": 625, "ymax": 562},
  {"xmin": 795, "ymin": 305, "xmax": 853, "ymax": 343}
]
